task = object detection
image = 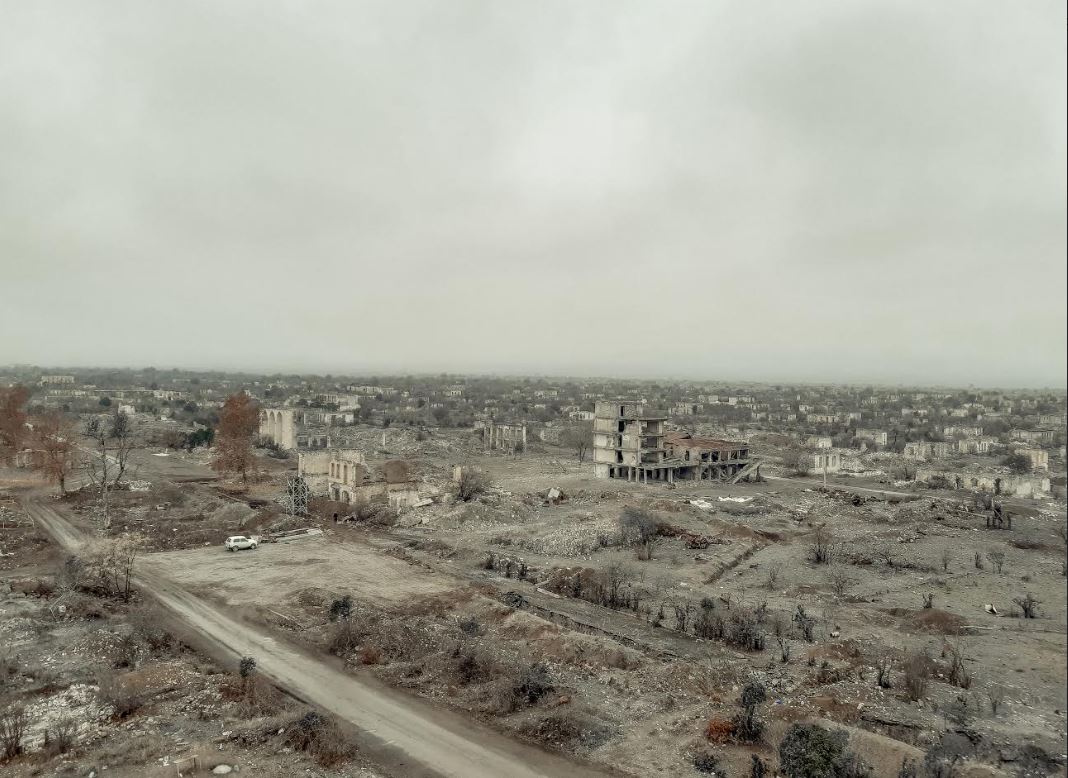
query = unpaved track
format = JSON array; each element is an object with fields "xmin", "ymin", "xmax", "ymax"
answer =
[{"xmin": 24, "ymin": 496, "xmax": 617, "ymax": 778}]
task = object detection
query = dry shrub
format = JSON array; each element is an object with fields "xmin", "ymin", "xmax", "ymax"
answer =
[
  {"xmin": 0, "ymin": 706, "xmax": 28, "ymax": 760},
  {"xmin": 96, "ymin": 732, "xmax": 166, "ymax": 766},
  {"xmin": 456, "ymin": 467, "xmax": 492, "ymax": 501},
  {"xmin": 518, "ymin": 710, "xmax": 616, "ymax": 751},
  {"xmin": 903, "ymin": 652, "xmax": 932, "ymax": 702},
  {"xmin": 943, "ymin": 644, "xmax": 972, "ymax": 689},
  {"xmin": 485, "ymin": 678, "xmax": 525, "ymax": 715},
  {"xmin": 284, "ymin": 710, "xmax": 357, "ymax": 768},
  {"xmin": 453, "ymin": 650, "xmax": 492, "ymax": 685},
  {"xmin": 42, "ymin": 717, "xmax": 77, "ymax": 757},
  {"xmin": 97, "ymin": 670, "xmax": 146, "ymax": 719},
  {"xmin": 601, "ymin": 648, "xmax": 639, "ymax": 670},
  {"xmin": 692, "ymin": 746, "xmax": 722, "ymax": 774},
  {"xmin": 513, "ymin": 662, "xmax": 554, "ymax": 706},
  {"xmin": 297, "ymin": 588, "xmax": 332, "ymax": 608},
  {"xmin": 484, "ymin": 662, "xmax": 556, "ymax": 715},
  {"xmin": 239, "ymin": 675, "xmax": 284, "ymax": 716},
  {"xmin": 129, "ymin": 605, "xmax": 179, "ymax": 654},
  {"xmin": 328, "ymin": 620, "xmax": 360, "ymax": 657}
]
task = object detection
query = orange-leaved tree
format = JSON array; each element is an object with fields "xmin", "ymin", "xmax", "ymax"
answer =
[
  {"xmin": 212, "ymin": 393, "xmax": 260, "ymax": 482},
  {"xmin": 30, "ymin": 411, "xmax": 76, "ymax": 494},
  {"xmin": 0, "ymin": 384, "xmax": 31, "ymax": 464}
]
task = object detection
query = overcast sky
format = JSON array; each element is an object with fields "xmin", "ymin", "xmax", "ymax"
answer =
[{"xmin": 2, "ymin": 1, "xmax": 1065, "ymax": 387}]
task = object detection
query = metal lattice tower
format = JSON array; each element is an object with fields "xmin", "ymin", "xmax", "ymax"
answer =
[{"xmin": 279, "ymin": 474, "xmax": 310, "ymax": 516}]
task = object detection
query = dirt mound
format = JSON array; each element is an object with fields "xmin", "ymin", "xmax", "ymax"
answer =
[{"xmin": 885, "ymin": 607, "xmax": 967, "ymax": 635}]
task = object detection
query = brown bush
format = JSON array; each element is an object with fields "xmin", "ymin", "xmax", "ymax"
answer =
[
  {"xmin": 358, "ymin": 646, "xmax": 382, "ymax": 665},
  {"xmin": 705, "ymin": 718, "xmax": 735, "ymax": 742}
]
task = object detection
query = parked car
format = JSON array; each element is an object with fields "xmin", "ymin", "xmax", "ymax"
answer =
[{"xmin": 224, "ymin": 535, "xmax": 258, "ymax": 552}]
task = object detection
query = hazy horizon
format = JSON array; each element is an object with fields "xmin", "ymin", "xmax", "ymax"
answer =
[
  {"xmin": 4, "ymin": 361, "xmax": 1065, "ymax": 393},
  {"xmin": 3, "ymin": 2, "xmax": 1065, "ymax": 388}
]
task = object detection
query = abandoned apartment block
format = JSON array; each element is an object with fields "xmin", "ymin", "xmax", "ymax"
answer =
[{"xmin": 592, "ymin": 401, "xmax": 753, "ymax": 483}]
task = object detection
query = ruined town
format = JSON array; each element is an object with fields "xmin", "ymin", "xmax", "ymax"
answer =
[
  {"xmin": 2, "ymin": 2, "xmax": 1065, "ymax": 777},
  {"xmin": 0, "ymin": 369, "xmax": 1065, "ymax": 777}
]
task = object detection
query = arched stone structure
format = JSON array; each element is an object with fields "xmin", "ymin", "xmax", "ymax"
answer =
[{"xmin": 259, "ymin": 408, "xmax": 297, "ymax": 450}]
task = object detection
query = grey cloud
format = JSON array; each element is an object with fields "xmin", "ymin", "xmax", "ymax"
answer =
[{"xmin": 1, "ymin": 0, "xmax": 1064, "ymax": 386}]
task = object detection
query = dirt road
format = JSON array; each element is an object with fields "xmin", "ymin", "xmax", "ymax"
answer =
[{"xmin": 25, "ymin": 496, "xmax": 617, "ymax": 778}]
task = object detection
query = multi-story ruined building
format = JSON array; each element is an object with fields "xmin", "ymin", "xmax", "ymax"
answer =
[
  {"xmin": 593, "ymin": 401, "xmax": 668, "ymax": 481},
  {"xmin": 593, "ymin": 401, "xmax": 751, "ymax": 483}
]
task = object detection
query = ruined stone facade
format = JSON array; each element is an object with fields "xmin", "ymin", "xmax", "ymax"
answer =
[
  {"xmin": 484, "ymin": 421, "xmax": 527, "ymax": 453},
  {"xmin": 917, "ymin": 467, "xmax": 1050, "ymax": 498}
]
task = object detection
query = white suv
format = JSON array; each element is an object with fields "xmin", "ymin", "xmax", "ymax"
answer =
[{"xmin": 224, "ymin": 535, "xmax": 258, "ymax": 552}]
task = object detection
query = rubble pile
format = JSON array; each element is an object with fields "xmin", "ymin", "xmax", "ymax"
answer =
[{"xmin": 515, "ymin": 519, "xmax": 622, "ymax": 558}]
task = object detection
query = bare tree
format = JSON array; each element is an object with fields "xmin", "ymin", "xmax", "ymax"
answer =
[
  {"xmin": 113, "ymin": 533, "xmax": 144, "ymax": 602},
  {"xmin": 985, "ymin": 549, "xmax": 1005, "ymax": 573},
  {"xmin": 940, "ymin": 548, "xmax": 952, "ymax": 572},
  {"xmin": 83, "ymin": 412, "xmax": 138, "ymax": 529},
  {"xmin": 74, "ymin": 533, "xmax": 145, "ymax": 600},
  {"xmin": 619, "ymin": 506, "xmax": 661, "ymax": 560},
  {"xmin": 781, "ymin": 447, "xmax": 811, "ymax": 476},
  {"xmin": 560, "ymin": 422, "xmax": 593, "ymax": 462},
  {"xmin": 830, "ymin": 569, "xmax": 853, "ymax": 597}
]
